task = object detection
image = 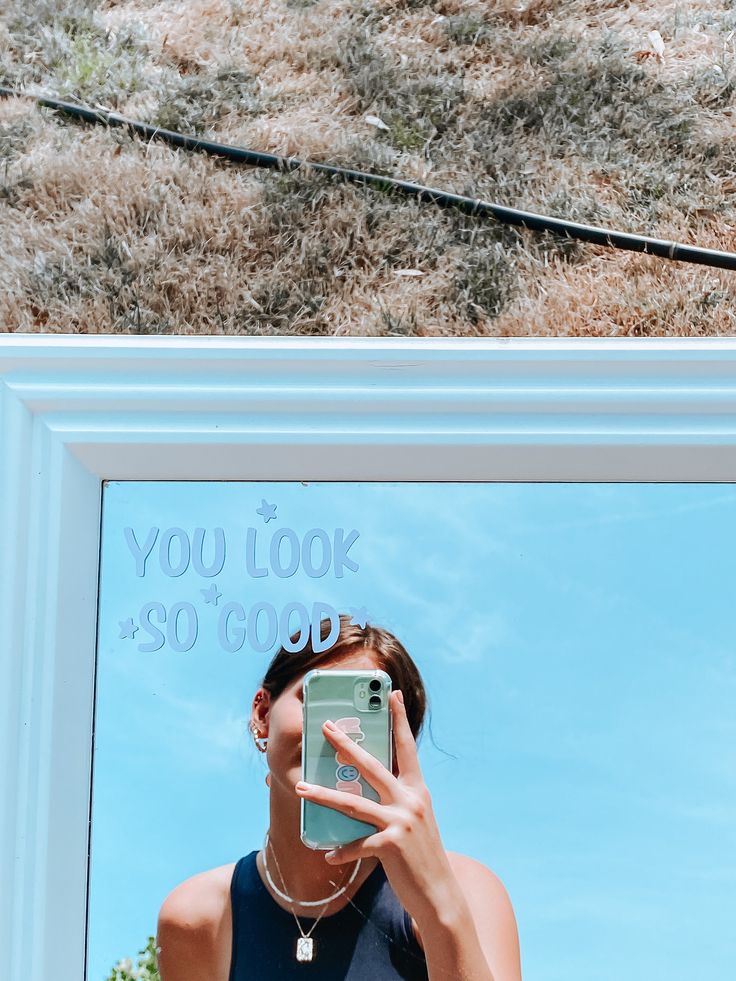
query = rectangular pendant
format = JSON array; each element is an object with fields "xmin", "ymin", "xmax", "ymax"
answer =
[{"xmin": 296, "ymin": 937, "xmax": 314, "ymax": 962}]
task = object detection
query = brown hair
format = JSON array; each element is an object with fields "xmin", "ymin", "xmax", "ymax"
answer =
[{"xmin": 259, "ymin": 613, "xmax": 428, "ymax": 743}]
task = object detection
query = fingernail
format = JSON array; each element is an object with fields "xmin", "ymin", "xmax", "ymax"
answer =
[
  {"xmin": 324, "ymin": 720, "xmax": 337, "ymax": 731},
  {"xmin": 397, "ymin": 690, "xmax": 404, "ymax": 704},
  {"xmin": 295, "ymin": 781, "xmax": 309, "ymax": 792},
  {"xmin": 325, "ymin": 851, "xmax": 336, "ymax": 861}
]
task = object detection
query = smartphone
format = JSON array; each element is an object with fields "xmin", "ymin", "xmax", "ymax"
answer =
[{"xmin": 300, "ymin": 667, "xmax": 392, "ymax": 850}]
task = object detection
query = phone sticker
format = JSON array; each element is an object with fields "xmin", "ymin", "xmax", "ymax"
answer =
[{"xmin": 333, "ymin": 717, "xmax": 365, "ymax": 795}]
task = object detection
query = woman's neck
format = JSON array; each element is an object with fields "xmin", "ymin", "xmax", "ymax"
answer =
[{"xmin": 258, "ymin": 778, "xmax": 379, "ymax": 912}]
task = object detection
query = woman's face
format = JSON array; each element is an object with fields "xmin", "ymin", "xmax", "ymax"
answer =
[{"xmin": 252, "ymin": 651, "xmax": 381, "ymax": 791}]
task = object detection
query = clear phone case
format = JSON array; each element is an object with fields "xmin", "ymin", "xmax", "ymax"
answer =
[{"xmin": 300, "ymin": 668, "xmax": 392, "ymax": 850}]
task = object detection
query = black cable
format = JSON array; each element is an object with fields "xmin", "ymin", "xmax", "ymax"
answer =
[{"xmin": 2, "ymin": 84, "xmax": 735, "ymax": 271}]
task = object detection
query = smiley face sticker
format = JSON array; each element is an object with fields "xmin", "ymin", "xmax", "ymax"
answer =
[{"xmin": 333, "ymin": 717, "xmax": 365, "ymax": 795}]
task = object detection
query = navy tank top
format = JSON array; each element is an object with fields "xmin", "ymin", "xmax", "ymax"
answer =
[{"xmin": 228, "ymin": 850, "xmax": 429, "ymax": 980}]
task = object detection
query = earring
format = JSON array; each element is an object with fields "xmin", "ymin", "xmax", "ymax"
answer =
[{"xmin": 250, "ymin": 721, "xmax": 268, "ymax": 753}]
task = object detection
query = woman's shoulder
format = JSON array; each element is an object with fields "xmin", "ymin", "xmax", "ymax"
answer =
[
  {"xmin": 158, "ymin": 861, "xmax": 237, "ymax": 922},
  {"xmin": 445, "ymin": 850, "xmax": 518, "ymax": 920},
  {"xmin": 446, "ymin": 850, "xmax": 512, "ymax": 893},
  {"xmin": 156, "ymin": 862, "xmax": 238, "ymax": 980},
  {"xmin": 407, "ymin": 851, "xmax": 516, "ymax": 952},
  {"xmin": 444, "ymin": 851, "xmax": 521, "ymax": 980}
]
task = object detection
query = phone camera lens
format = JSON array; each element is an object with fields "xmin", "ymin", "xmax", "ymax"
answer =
[
  {"xmin": 369, "ymin": 679, "xmax": 382, "ymax": 692},
  {"xmin": 369, "ymin": 695, "xmax": 381, "ymax": 709}
]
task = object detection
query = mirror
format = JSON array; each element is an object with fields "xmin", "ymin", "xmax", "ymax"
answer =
[{"xmin": 87, "ymin": 480, "xmax": 736, "ymax": 980}]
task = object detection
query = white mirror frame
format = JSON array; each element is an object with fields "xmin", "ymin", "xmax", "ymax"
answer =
[{"xmin": 2, "ymin": 335, "xmax": 736, "ymax": 981}]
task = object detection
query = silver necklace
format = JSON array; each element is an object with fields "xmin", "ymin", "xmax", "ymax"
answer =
[
  {"xmin": 262, "ymin": 830, "xmax": 362, "ymax": 963},
  {"xmin": 263, "ymin": 837, "xmax": 431, "ymax": 975},
  {"xmin": 262, "ymin": 831, "xmax": 362, "ymax": 905}
]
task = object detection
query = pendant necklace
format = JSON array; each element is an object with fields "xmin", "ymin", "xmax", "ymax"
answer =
[{"xmin": 262, "ymin": 830, "xmax": 362, "ymax": 963}]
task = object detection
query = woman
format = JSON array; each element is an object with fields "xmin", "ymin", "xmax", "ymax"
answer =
[{"xmin": 156, "ymin": 614, "xmax": 522, "ymax": 981}]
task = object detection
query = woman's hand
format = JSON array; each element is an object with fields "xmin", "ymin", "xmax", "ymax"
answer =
[{"xmin": 294, "ymin": 690, "xmax": 463, "ymax": 929}]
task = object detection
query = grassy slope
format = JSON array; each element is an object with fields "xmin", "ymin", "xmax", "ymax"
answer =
[{"xmin": 0, "ymin": 0, "xmax": 734, "ymax": 335}]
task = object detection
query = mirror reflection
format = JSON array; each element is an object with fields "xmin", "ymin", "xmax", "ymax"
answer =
[{"xmin": 89, "ymin": 481, "xmax": 736, "ymax": 981}]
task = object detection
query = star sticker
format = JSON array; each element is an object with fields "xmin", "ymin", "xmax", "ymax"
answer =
[
  {"xmin": 201, "ymin": 583, "xmax": 222, "ymax": 605},
  {"xmin": 119, "ymin": 617, "xmax": 139, "ymax": 639},
  {"xmin": 348, "ymin": 606, "xmax": 370, "ymax": 629},
  {"xmin": 256, "ymin": 499, "xmax": 278, "ymax": 523}
]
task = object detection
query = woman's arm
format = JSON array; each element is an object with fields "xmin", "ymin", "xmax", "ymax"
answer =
[
  {"xmin": 156, "ymin": 872, "xmax": 232, "ymax": 981},
  {"xmin": 295, "ymin": 693, "xmax": 523, "ymax": 981},
  {"xmin": 157, "ymin": 908, "xmax": 216, "ymax": 981},
  {"xmin": 410, "ymin": 853, "xmax": 522, "ymax": 981}
]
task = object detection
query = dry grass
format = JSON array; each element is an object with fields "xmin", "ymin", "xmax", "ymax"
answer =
[{"xmin": 0, "ymin": 0, "xmax": 734, "ymax": 334}]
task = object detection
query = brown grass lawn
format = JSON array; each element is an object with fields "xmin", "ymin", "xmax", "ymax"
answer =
[{"xmin": 1, "ymin": 0, "xmax": 735, "ymax": 335}]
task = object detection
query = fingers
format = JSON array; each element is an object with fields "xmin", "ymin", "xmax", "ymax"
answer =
[
  {"xmin": 324, "ymin": 834, "xmax": 389, "ymax": 865},
  {"xmin": 320, "ymin": 720, "xmax": 397, "ymax": 801},
  {"xmin": 390, "ymin": 690, "xmax": 423, "ymax": 785},
  {"xmin": 295, "ymin": 781, "xmax": 389, "ymax": 830}
]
